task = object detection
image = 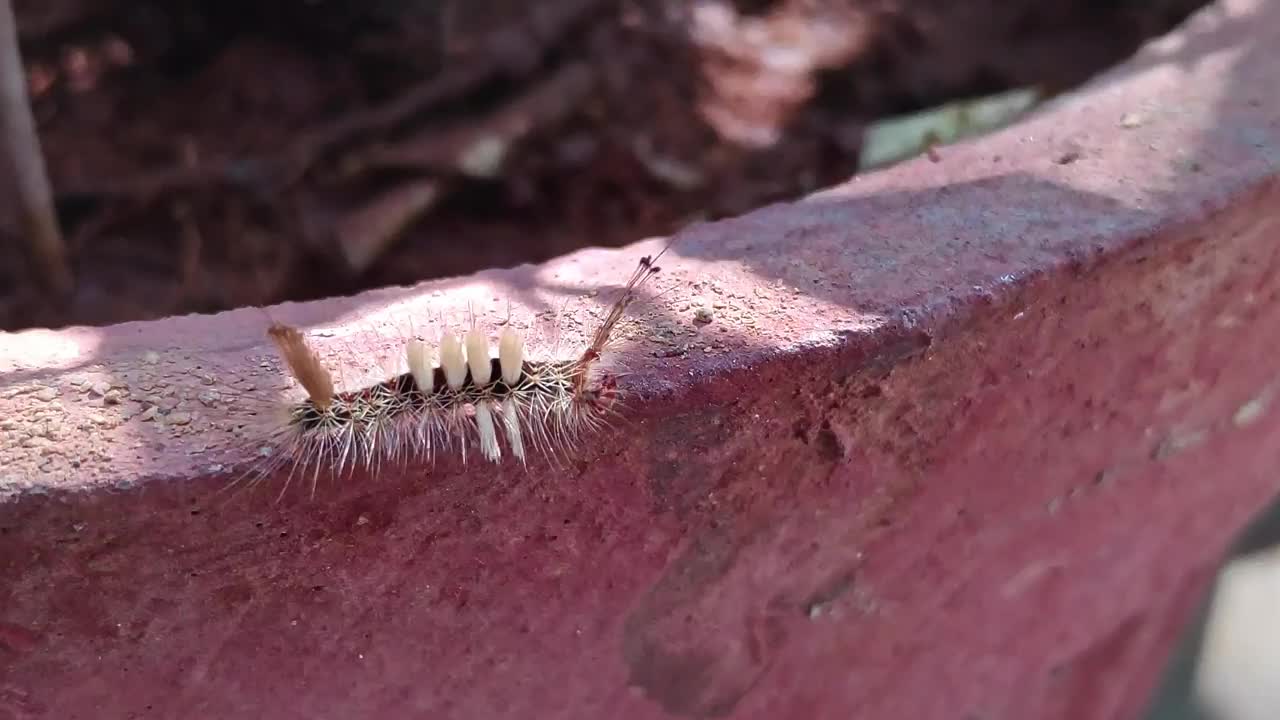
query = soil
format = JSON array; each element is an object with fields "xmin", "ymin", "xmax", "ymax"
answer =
[{"xmin": 0, "ymin": 0, "xmax": 1209, "ymax": 331}]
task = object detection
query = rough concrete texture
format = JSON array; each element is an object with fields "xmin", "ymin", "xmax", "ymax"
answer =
[{"xmin": 2, "ymin": 0, "xmax": 1279, "ymax": 718}]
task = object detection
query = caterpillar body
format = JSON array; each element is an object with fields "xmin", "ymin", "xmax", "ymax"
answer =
[{"xmin": 240, "ymin": 244, "xmax": 670, "ymax": 495}]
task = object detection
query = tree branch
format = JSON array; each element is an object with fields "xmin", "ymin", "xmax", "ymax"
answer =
[{"xmin": 0, "ymin": 0, "xmax": 71, "ymax": 296}]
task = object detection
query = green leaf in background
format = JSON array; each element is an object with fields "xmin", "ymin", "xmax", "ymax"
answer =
[{"xmin": 858, "ymin": 87, "xmax": 1043, "ymax": 171}]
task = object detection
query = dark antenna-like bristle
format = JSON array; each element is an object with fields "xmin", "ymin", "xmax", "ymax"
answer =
[
  {"xmin": 575, "ymin": 239, "xmax": 674, "ymax": 389},
  {"xmin": 267, "ymin": 323, "xmax": 336, "ymax": 411}
]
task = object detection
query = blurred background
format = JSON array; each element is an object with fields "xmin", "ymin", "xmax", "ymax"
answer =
[{"xmin": 0, "ymin": 0, "xmax": 1209, "ymax": 331}]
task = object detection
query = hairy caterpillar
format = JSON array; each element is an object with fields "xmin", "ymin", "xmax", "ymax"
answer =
[{"xmin": 235, "ymin": 243, "xmax": 670, "ymax": 497}]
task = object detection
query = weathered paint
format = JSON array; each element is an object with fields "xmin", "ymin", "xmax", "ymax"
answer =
[{"xmin": 2, "ymin": 0, "xmax": 1279, "ymax": 717}]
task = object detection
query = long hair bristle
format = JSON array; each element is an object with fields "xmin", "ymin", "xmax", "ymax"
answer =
[
  {"xmin": 575, "ymin": 240, "xmax": 671, "ymax": 391},
  {"xmin": 267, "ymin": 323, "xmax": 336, "ymax": 410}
]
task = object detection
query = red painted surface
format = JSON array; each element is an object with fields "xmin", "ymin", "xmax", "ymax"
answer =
[{"xmin": 2, "ymin": 1, "xmax": 1280, "ymax": 718}]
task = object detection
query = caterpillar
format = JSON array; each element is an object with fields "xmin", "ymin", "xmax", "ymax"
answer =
[{"xmin": 236, "ymin": 243, "xmax": 671, "ymax": 497}]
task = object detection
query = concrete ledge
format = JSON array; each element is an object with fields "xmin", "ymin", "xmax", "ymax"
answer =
[{"xmin": 3, "ymin": 1, "xmax": 1279, "ymax": 717}]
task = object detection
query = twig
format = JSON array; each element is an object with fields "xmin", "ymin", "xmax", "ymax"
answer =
[
  {"xmin": 358, "ymin": 62, "xmax": 597, "ymax": 176},
  {"xmin": 53, "ymin": 0, "xmax": 612, "ymax": 204},
  {"xmin": 47, "ymin": 59, "xmax": 508, "ymax": 206},
  {"xmin": 41, "ymin": 0, "xmax": 614, "ymax": 277},
  {"xmin": 0, "ymin": 0, "xmax": 71, "ymax": 295}
]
